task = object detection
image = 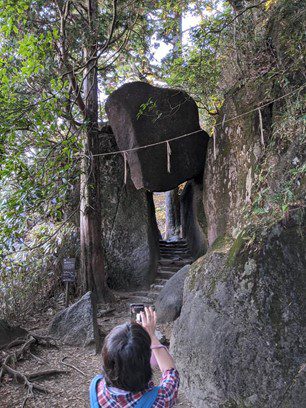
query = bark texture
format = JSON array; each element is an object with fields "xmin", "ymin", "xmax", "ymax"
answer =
[{"xmin": 79, "ymin": 0, "xmax": 111, "ymax": 302}]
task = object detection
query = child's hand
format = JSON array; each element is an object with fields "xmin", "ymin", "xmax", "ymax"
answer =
[{"xmin": 140, "ymin": 306, "xmax": 157, "ymax": 338}]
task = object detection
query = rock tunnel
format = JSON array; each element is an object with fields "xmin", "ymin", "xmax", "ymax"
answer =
[{"xmin": 99, "ymin": 81, "xmax": 210, "ymax": 290}]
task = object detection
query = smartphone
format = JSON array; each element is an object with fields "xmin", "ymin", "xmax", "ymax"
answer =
[
  {"xmin": 130, "ymin": 303, "xmax": 145, "ymax": 323},
  {"xmin": 130, "ymin": 304, "xmax": 155, "ymax": 323}
]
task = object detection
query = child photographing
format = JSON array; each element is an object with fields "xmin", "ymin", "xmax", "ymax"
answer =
[{"xmin": 90, "ymin": 306, "xmax": 180, "ymax": 407}]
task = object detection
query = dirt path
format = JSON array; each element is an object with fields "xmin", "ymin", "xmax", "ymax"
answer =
[{"xmin": 0, "ymin": 292, "xmax": 193, "ymax": 408}]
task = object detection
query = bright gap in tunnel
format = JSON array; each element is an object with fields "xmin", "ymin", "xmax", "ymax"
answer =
[
  {"xmin": 153, "ymin": 183, "xmax": 186, "ymax": 241},
  {"xmin": 153, "ymin": 192, "xmax": 166, "ymax": 239}
]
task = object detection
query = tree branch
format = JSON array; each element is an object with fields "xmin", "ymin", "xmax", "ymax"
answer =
[
  {"xmin": 98, "ymin": 0, "xmax": 117, "ymax": 54},
  {"xmin": 183, "ymin": 0, "xmax": 269, "ymax": 36}
]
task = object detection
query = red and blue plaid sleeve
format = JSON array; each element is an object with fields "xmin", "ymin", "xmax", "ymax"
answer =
[
  {"xmin": 154, "ymin": 368, "xmax": 180, "ymax": 407},
  {"xmin": 97, "ymin": 370, "xmax": 179, "ymax": 407}
]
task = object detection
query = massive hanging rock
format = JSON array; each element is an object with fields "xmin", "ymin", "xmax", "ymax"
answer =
[
  {"xmin": 98, "ymin": 127, "xmax": 160, "ymax": 289},
  {"xmin": 105, "ymin": 82, "xmax": 209, "ymax": 192},
  {"xmin": 171, "ymin": 210, "xmax": 306, "ymax": 407}
]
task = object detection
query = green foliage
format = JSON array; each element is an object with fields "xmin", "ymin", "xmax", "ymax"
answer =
[
  {"xmin": 136, "ymin": 97, "xmax": 158, "ymax": 120},
  {"xmin": 0, "ymin": 222, "xmax": 77, "ymax": 320},
  {"xmin": 0, "ymin": 0, "xmax": 304, "ymax": 318},
  {"xmin": 146, "ymin": 1, "xmax": 231, "ymax": 129},
  {"xmin": 249, "ymin": 93, "xmax": 305, "ymax": 226},
  {"xmin": 0, "ymin": 0, "xmax": 143, "ymax": 317}
]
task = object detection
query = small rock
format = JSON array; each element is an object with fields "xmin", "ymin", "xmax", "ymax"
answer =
[
  {"xmin": 244, "ymin": 394, "xmax": 258, "ymax": 406},
  {"xmin": 155, "ymin": 330, "xmax": 168, "ymax": 345}
]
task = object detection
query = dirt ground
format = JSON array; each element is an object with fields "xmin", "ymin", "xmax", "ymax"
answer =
[{"xmin": 0, "ymin": 291, "xmax": 193, "ymax": 408}]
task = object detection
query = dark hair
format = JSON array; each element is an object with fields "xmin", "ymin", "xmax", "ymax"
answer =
[{"xmin": 102, "ymin": 322, "xmax": 152, "ymax": 392}]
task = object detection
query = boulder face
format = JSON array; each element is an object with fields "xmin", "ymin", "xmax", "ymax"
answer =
[
  {"xmin": 155, "ymin": 264, "xmax": 190, "ymax": 323},
  {"xmin": 105, "ymin": 81, "xmax": 209, "ymax": 192},
  {"xmin": 203, "ymin": 85, "xmax": 267, "ymax": 246},
  {"xmin": 180, "ymin": 177, "xmax": 207, "ymax": 259},
  {"xmin": 49, "ymin": 292, "xmax": 101, "ymax": 351},
  {"xmin": 171, "ymin": 8, "xmax": 306, "ymax": 399},
  {"xmin": 171, "ymin": 211, "xmax": 306, "ymax": 407},
  {"xmin": 98, "ymin": 130, "xmax": 160, "ymax": 289}
]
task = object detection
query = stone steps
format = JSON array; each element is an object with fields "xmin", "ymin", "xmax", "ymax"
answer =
[
  {"xmin": 150, "ymin": 283, "xmax": 164, "ymax": 291},
  {"xmin": 159, "ymin": 254, "xmax": 190, "ymax": 260},
  {"xmin": 154, "ymin": 278, "xmax": 168, "ymax": 285},
  {"xmin": 118, "ymin": 241, "xmax": 192, "ymax": 307},
  {"xmin": 159, "ymin": 250, "xmax": 190, "ymax": 257},
  {"xmin": 158, "ymin": 265, "xmax": 180, "ymax": 271},
  {"xmin": 157, "ymin": 270, "xmax": 176, "ymax": 279},
  {"xmin": 159, "ymin": 240, "xmax": 187, "ymax": 246},
  {"xmin": 159, "ymin": 243, "xmax": 188, "ymax": 248},
  {"xmin": 159, "ymin": 258, "xmax": 193, "ymax": 266},
  {"xmin": 145, "ymin": 240, "xmax": 193, "ymax": 302},
  {"xmin": 159, "ymin": 245, "xmax": 188, "ymax": 250}
]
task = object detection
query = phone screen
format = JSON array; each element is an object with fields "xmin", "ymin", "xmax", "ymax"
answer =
[{"xmin": 130, "ymin": 304, "xmax": 145, "ymax": 323}]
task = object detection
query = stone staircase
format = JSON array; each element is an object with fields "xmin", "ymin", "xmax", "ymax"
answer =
[
  {"xmin": 119, "ymin": 240, "xmax": 192, "ymax": 305},
  {"xmin": 149, "ymin": 239, "xmax": 193, "ymax": 301}
]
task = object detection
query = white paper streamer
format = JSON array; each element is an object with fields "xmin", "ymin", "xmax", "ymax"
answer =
[
  {"xmin": 123, "ymin": 151, "xmax": 128, "ymax": 184},
  {"xmin": 213, "ymin": 127, "xmax": 217, "ymax": 160},
  {"xmin": 167, "ymin": 141, "xmax": 171, "ymax": 173},
  {"xmin": 258, "ymin": 108, "xmax": 265, "ymax": 147},
  {"xmin": 222, "ymin": 114, "xmax": 226, "ymax": 129}
]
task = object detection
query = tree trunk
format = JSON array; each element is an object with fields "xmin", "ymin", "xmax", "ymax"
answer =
[
  {"xmin": 79, "ymin": 0, "xmax": 112, "ymax": 302},
  {"xmin": 164, "ymin": 9, "xmax": 183, "ymax": 242},
  {"xmin": 165, "ymin": 188, "xmax": 181, "ymax": 240}
]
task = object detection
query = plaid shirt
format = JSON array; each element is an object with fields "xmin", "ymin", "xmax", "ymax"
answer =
[{"xmin": 97, "ymin": 368, "xmax": 180, "ymax": 407}]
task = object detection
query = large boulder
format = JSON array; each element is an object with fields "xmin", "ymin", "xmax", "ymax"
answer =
[
  {"xmin": 105, "ymin": 82, "xmax": 209, "ymax": 192},
  {"xmin": 171, "ymin": 4, "xmax": 305, "ymax": 407},
  {"xmin": 0, "ymin": 319, "xmax": 27, "ymax": 348},
  {"xmin": 155, "ymin": 264, "xmax": 190, "ymax": 323},
  {"xmin": 171, "ymin": 211, "xmax": 306, "ymax": 407},
  {"xmin": 98, "ymin": 129, "xmax": 160, "ymax": 289},
  {"xmin": 180, "ymin": 177, "xmax": 207, "ymax": 259},
  {"xmin": 49, "ymin": 292, "xmax": 101, "ymax": 351}
]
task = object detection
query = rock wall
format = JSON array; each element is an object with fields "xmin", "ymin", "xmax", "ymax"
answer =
[
  {"xmin": 172, "ymin": 211, "xmax": 306, "ymax": 407},
  {"xmin": 98, "ymin": 129, "xmax": 160, "ymax": 289},
  {"xmin": 172, "ymin": 2, "xmax": 306, "ymax": 405},
  {"xmin": 203, "ymin": 81, "xmax": 273, "ymax": 246},
  {"xmin": 180, "ymin": 177, "xmax": 207, "ymax": 259}
]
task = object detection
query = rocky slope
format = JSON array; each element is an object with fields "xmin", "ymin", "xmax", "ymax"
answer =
[
  {"xmin": 171, "ymin": 2, "xmax": 305, "ymax": 406},
  {"xmin": 172, "ymin": 210, "xmax": 305, "ymax": 407}
]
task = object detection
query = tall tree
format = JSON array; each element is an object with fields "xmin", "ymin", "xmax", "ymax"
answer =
[
  {"xmin": 165, "ymin": 1, "xmax": 183, "ymax": 241},
  {"xmin": 79, "ymin": 0, "xmax": 111, "ymax": 300},
  {"xmin": 0, "ymin": 0, "xmax": 139, "ymax": 303}
]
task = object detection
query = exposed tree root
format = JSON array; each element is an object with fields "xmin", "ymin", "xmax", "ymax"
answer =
[
  {"xmin": 27, "ymin": 369, "xmax": 68, "ymax": 380},
  {"xmin": 29, "ymin": 351, "xmax": 47, "ymax": 365},
  {"xmin": 1, "ymin": 358, "xmax": 50, "ymax": 393},
  {"xmin": 0, "ymin": 337, "xmax": 36, "ymax": 380},
  {"xmin": 0, "ymin": 332, "xmax": 66, "ymax": 406},
  {"xmin": 30, "ymin": 333, "xmax": 58, "ymax": 349},
  {"xmin": 61, "ymin": 356, "xmax": 86, "ymax": 376},
  {"xmin": 0, "ymin": 337, "xmax": 27, "ymax": 351}
]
